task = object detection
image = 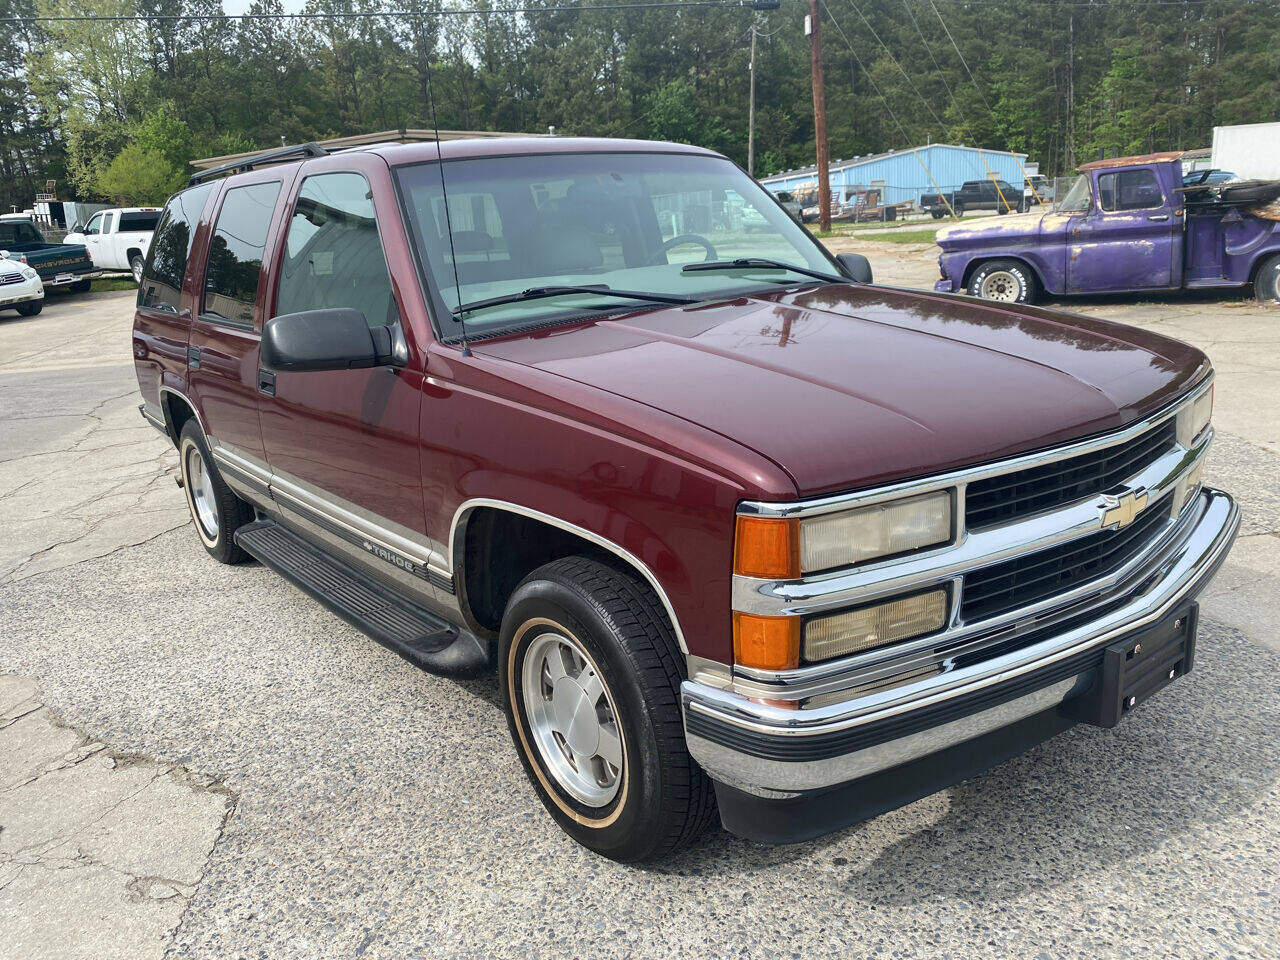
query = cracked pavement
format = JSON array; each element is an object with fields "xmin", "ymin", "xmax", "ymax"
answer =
[{"xmin": 1, "ymin": 279, "xmax": 1278, "ymax": 959}]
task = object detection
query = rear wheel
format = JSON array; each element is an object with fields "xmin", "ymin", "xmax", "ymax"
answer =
[
  {"xmin": 500, "ymin": 556, "xmax": 715, "ymax": 862},
  {"xmin": 968, "ymin": 259, "xmax": 1038, "ymax": 305},
  {"xmin": 131, "ymin": 255, "xmax": 145, "ymax": 285},
  {"xmin": 178, "ymin": 420, "xmax": 253, "ymax": 564},
  {"xmin": 16, "ymin": 301, "xmax": 42, "ymax": 317},
  {"xmin": 68, "ymin": 279, "xmax": 91, "ymax": 293},
  {"xmin": 1255, "ymin": 253, "xmax": 1280, "ymax": 305}
]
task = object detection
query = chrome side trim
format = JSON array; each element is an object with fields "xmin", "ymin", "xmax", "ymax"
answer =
[
  {"xmin": 449, "ymin": 498, "xmax": 690, "ymax": 655},
  {"xmin": 139, "ymin": 403, "xmax": 167, "ymax": 436},
  {"xmin": 738, "ymin": 374, "xmax": 1212, "ymax": 520},
  {"xmin": 205, "ymin": 439, "xmax": 454, "ymax": 588},
  {"xmin": 685, "ymin": 486, "xmax": 1236, "ymax": 743}
]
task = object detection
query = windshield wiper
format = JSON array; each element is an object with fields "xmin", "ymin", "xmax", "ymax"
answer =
[
  {"xmin": 681, "ymin": 257, "xmax": 847, "ymax": 285},
  {"xmin": 453, "ymin": 284, "xmax": 697, "ymax": 317}
]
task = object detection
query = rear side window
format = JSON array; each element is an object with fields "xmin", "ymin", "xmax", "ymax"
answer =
[
  {"xmin": 1098, "ymin": 170, "xmax": 1164, "ymax": 211},
  {"xmin": 275, "ymin": 172, "xmax": 395, "ymax": 327},
  {"xmin": 203, "ymin": 181, "xmax": 282, "ymax": 325},
  {"xmin": 139, "ymin": 183, "xmax": 214, "ymax": 313},
  {"xmin": 119, "ymin": 211, "xmax": 161, "ymax": 232}
]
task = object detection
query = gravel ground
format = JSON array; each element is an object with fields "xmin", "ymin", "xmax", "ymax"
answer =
[{"xmin": 2, "ymin": 276, "xmax": 1278, "ymax": 959}]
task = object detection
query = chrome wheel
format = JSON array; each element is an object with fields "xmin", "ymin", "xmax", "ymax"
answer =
[
  {"xmin": 131, "ymin": 258, "xmax": 144, "ymax": 284},
  {"xmin": 521, "ymin": 629, "xmax": 624, "ymax": 807},
  {"xmin": 979, "ymin": 269, "xmax": 1022, "ymax": 302},
  {"xmin": 185, "ymin": 444, "xmax": 220, "ymax": 539}
]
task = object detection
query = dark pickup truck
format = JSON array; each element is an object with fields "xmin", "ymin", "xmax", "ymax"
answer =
[
  {"xmin": 921, "ymin": 179, "xmax": 1019, "ymax": 218},
  {"xmin": 935, "ymin": 152, "xmax": 1280, "ymax": 304},
  {"xmin": 134, "ymin": 137, "xmax": 1238, "ymax": 861},
  {"xmin": 0, "ymin": 217, "xmax": 100, "ymax": 292}
]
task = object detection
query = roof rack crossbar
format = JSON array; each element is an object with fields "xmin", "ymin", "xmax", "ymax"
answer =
[{"xmin": 188, "ymin": 141, "xmax": 329, "ymax": 186}]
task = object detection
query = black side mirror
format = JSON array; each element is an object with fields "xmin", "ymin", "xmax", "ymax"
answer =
[
  {"xmin": 261, "ymin": 308, "xmax": 395, "ymax": 372},
  {"xmin": 836, "ymin": 253, "xmax": 873, "ymax": 284}
]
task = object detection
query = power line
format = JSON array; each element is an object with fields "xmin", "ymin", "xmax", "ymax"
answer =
[
  {"xmin": 841, "ymin": 0, "xmax": 946, "ymax": 130},
  {"xmin": 1, "ymin": 0, "xmax": 784, "ymax": 25}
]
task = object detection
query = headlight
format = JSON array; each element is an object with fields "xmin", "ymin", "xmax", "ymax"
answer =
[
  {"xmin": 803, "ymin": 588, "xmax": 948, "ymax": 662},
  {"xmin": 1177, "ymin": 383, "xmax": 1212, "ymax": 445},
  {"xmin": 798, "ymin": 490, "xmax": 952, "ymax": 573},
  {"xmin": 21, "ymin": 267, "xmax": 37, "ymax": 280}
]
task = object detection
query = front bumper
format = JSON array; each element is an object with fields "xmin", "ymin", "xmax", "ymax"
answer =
[
  {"xmin": 682, "ymin": 487, "xmax": 1238, "ymax": 839},
  {"xmin": 934, "ymin": 277, "xmax": 956, "ymax": 293},
  {"xmin": 0, "ymin": 275, "xmax": 43, "ymax": 307}
]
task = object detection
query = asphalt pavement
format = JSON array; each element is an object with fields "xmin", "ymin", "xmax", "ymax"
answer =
[{"xmin": 1, "ymin": 278, "xmax": 1277, "ymax": 960}]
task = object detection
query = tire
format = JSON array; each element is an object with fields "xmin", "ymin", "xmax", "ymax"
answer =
[
  {"xmin": 500, "ymin": 556, "xmax": 716, "ymax": 862},
  {"xmin": 16, "ymin": 301, "xmax": 42, "ymax": 317},
  {"xmin": 69, "ymin": 279, "xmax": 91, "ymax": 293},
  {"xmin": 953, "ymin": 204, "xmax": 965, "ymax": 217},
  {"xmin": 931, "ymin": 211, "xmax": 944, "ymax": 220},
  {"xmin": 1255, "ymin": 253, "xmax": 1280, "ymax": 305},
  {"xmin": 967, "ymin": 259, "xmax": 1038, "ymax": 305},
  {"xmin": 178, "ymin": 420, "xmax": 253, "ymax": 564},
  {"xmin": 131, "ymin": 255, "xmax": 145, "ymax": 285}
]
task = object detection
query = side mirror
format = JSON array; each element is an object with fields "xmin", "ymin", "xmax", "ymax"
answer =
[
  {"xmin": 261, "ymin": 308, "xmax": 394, "ymax": 372},
  {"xmin": 836, "ymin": 253, "xmax": 873, "ymax": 284},
  {"xmin": 69, "ymin": 222, "xmax": 81, "ymax": 233}
]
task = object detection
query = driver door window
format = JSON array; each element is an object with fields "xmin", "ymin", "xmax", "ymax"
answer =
[
  {"xmin": 84, "ymin": 214, "xmax": 103, "ymax": 236},
  {"xmin": 275, "ymin": 172, "xmax": 396, "ymax": 327}
]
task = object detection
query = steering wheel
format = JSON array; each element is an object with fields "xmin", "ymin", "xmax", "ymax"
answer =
[{"xmin": 657, "ymin": 233, "xmax": 718, "ymax": 263}]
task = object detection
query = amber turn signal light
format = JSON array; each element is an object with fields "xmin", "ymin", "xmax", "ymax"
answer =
[
  {"xmin": 733, "ymin": 612, "xmax": 801, "ymax": 671},
  {"xmin": 733, "ymin": 516, "xmax": 800, "ymax": 579}
]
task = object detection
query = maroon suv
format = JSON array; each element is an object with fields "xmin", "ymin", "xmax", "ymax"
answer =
[{"xmin": 133, "ymin": 137, "xmax": 1238, "ymax": 861}]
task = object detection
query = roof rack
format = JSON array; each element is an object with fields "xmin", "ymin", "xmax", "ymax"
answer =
[{"xmin": 188, "ymin": 141, "xmax": 329, "ymax": 186}]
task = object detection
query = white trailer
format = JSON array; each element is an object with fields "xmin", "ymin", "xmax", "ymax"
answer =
[{"xmin": 1211, "ymin": 122, "xmax": 1280, "ymax": 180}]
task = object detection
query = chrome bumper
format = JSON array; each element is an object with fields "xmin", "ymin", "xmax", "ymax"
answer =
[
  {"xmin": 43, "ymin": 271, "xmax": 102, "ymax": 287},
  {"xmin": 682, "ymin": 487, "xmax": 1239, "ymax": 799}
]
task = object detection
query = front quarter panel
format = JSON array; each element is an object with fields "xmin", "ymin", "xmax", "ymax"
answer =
[{"xmin": 936, "ymin": 213, "xmax": 1073, "ymax": 295}]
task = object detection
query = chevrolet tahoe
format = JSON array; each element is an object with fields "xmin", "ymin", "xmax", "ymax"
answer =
[{"xmin": 133, "ymin": 137, "xmax": 1239, "ymax": 862}]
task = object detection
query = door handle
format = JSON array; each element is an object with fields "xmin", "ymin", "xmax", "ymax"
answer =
[
  {"xmin": 257, "ymin": 368, "xmax": 276, "ymax": 396},
  {"xmin": 1148, "ymin": 214, "xmax": 1170, "ymax": 222},
  {"xmin": 187, "ymin": 345, "xmax": 201, "ymax": 370}
]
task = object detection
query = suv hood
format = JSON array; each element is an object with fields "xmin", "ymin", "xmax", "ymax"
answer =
[{"xmin": 476, "ymin": 284, "xmax": 1207, "ymax": 497}]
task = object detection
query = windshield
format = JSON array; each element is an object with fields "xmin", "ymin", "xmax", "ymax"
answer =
[
  {"xmin": 1054, "ymin": 175, "xmax": 1092, "ymax": 213},
  {"xmin": 395, "ymin": 151, "xmax": 839, "ymax": 337}
]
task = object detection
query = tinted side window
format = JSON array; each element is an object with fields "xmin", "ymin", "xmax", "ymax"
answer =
[
  {"xmin": 120, "ymin": 211, "xmax": 161, "ymax": 231},
  {"xmin": 275, "ymin": 172, "xmax": 395, "ymax": 327},
  {"xmin": 203, "ymin": 181, "xmax": 282, "ymax": 325},
  {"xmin": 1098, "ymin": 170, "xmax": 1164, "ymax": 212},
  {"xmin": 139, "ymin": 183, "xmax": 214, "ymax": 313}
]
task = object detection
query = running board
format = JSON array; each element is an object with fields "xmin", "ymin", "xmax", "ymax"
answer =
[{"xmin": 234, "ymin": 519, "xmax": 488, "ymax": 677}]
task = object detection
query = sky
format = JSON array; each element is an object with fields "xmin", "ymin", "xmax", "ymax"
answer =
[{"xmin": 221, "ymin": 0, "xmax": 309, "ymax": 16}]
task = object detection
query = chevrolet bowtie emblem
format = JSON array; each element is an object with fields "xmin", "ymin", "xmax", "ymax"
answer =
[{"xmin": 1100, "ymin": 487, "xmax": 1149, "ymax": 529}]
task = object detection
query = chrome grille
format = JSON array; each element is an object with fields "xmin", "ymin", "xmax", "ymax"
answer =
[
  {"xmin": 961, "ymin": 493, "xmax": 1173, "ymax": 623},
  {"xmin": 0, "ymin": 272, "xmax": 22, "ymax": 287},
  {"xmin": 965, "ymin": 420, "xmax": 1177, "ymax": 529}
]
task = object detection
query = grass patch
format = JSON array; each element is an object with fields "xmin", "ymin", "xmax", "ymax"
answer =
[
  {"xmin": 91, "ymin": 276, "xmax": 138, "ymax": 292},
  {"xmin": 818, "ymin": 227, "xmax": 941, "ymax": 245}
]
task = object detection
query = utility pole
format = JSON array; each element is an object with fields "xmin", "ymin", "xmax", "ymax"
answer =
[
  {"xmin": 807, "ymin": 0, "xmax": 831, "ymax": 232},
  {"xmin": 748, "ymin": 23, "xmax": 757, "ymax": 177}
]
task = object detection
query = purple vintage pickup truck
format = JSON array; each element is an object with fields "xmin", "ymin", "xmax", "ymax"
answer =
[{"xmin": 935, "ymin": 152, "xmax": 1280, "ymax": 305}]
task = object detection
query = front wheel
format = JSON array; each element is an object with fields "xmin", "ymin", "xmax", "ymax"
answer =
[
  {"xmin": 1255, "ymin": 253, "xmax": 1280, "ymax": 305},
  {"xmin": 931, "ymin": 210, "xmax": 945, "ymax": 220},
  {"xmin": 500, "ymin": 556, "xmax": 716, "ymax": 862},
  {"xmin": 968, "ymin": 259, "xmax": 1038, "ymax": 304},
  {"xmin": 16, "ymin": 301, "xmax": 42, "ymax": 317}
]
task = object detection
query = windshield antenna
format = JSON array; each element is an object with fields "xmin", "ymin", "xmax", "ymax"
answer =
[{"xmin": 425, "ymin": 52, "xmax": 470, "ymax": 356}]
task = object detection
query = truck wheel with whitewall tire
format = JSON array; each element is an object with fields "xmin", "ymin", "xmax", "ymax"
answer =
[
  {"xmin": 16, "ymin": 301, "xmax": 42, "ymax": 317},
  {"xmin": 131, "ymin": 254, "xmax": 146, "ymax": 285},
  {"xmin": 178, "ymin": 420, "xmax": 253, "ymax": 564},
  {"xmin": 1255, "ymin": 254, "xmax": 1280, "ymax": 305},
  {"xmin": 968, "ymin": 259, "xmax": 1038, "ymax": 305},
  {"xmin": 499, "ymin": 555, "xmax": 716, "ymax": 862}
]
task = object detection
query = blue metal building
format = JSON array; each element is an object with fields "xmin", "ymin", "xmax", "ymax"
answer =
[{"xmin": 759, "ymin": 143, "xmax": 1031, "ymax": 206}]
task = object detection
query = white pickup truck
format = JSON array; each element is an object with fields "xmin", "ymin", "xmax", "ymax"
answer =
[{"xmin": 65, "ymin": 207, "xmax": 162, "ymax": 283}]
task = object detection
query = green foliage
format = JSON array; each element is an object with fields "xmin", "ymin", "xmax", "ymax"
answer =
[
  {"xmin": 1, "ymin": 0, "xmax": 1278, "ymax": 211},
  {"xmin": 96, "ymin": 144, "xmax": 186, "ymax": 203}
]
